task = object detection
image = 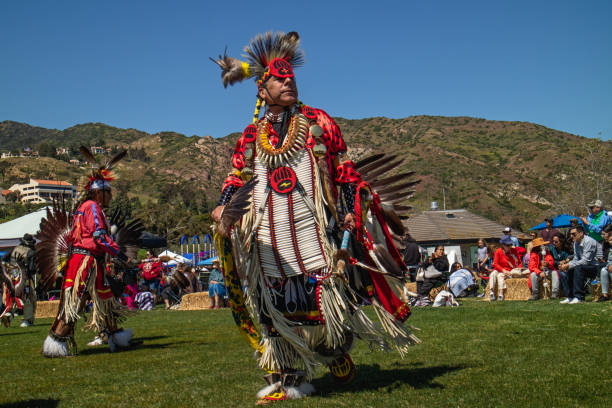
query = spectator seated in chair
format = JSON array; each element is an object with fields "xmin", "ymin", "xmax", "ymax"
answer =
[
  {"xmin": 208, "ymin": 261, "xmax": 226, "ymax": 309},
  {"xmin": 549, "ymin": 234, "xmax": 570, "ymax": 297},
  {"xmin": 596, "ymin": 228, "xmax": 612, "ymax": 302},
  {"xmin": 415, "ymin": 245, "xmax": 449, "ymax": 306},
  {"xmin": 558, "ymin": 225, "xmax": 603, "ymax": 304}
]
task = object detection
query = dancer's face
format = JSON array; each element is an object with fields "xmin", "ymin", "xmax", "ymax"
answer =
[
  {"xmin": 259, "ymin": 76, "xmax": 298, "ymax": 108},
  {"xmin": 93, "ymin": 188, "xmax": 112, "ymax": 208}
]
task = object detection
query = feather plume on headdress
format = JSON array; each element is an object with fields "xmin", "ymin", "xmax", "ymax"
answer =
[
  {"xmin": 210, "ymin": 31, "xmax": 304, "ymax": 87},
  {"xmin": 78, "ymin": 146, "xmax": 126, "ymax": 191}
]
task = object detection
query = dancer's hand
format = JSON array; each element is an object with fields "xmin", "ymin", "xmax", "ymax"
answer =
[
  {"xmin": 212, "ymin": 205, "xmax": 224, "ymax": 223},
  {"xmin": 344, "ymin": 213, "xmax": 356, "ymax": 231}
]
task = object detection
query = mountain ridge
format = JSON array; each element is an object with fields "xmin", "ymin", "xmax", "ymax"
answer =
[{"xmin": 1, "ymin": 116, "xmax": 610, "ymax": 240}]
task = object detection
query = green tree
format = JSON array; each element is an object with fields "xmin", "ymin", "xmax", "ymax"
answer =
[
  {"xmin": 36, "ymin": 141, "xmax": 56, "ymax": 158},
  {"xmin": 0, "ymin": 161, "xmax": 10, "ymax": 184}
]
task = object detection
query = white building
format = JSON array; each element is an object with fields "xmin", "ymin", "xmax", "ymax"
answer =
[{"xmin": 9, "ymin": 179, "xmax": 77, "ymax": 204}]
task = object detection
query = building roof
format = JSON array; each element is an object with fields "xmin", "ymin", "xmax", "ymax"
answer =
[
  {"xmin": 32, "ymin": 179, "xmax": 73, "ymax": 186},
  {"xmin": 1, "ymin": 190, "xmax": 11, "ymax": 196},
  {"xmin": 404, "ymin": 209, "xmax": 525, "ymax": 244}
]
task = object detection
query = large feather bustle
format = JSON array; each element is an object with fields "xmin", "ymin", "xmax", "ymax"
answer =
[
  {"xmin": 36, "ymin": 199, "xmax": 72, "ymax": 291},
  {"xmin": 1, "ymin": 265, "xmax": 15, "ymax": 297},
  {"xmin": 354, "ymin": 153, "xmax": 421, "ymax": 234},
  {"xmin": 108, "ymin": 207, "xmax": 144, "ymax": 261},
  {"xmin": 243, "ymin": 31, "xmax": 304, "ymax": 81},
  {"xmin": 210, "ymin": 52, "xmax": 249, "ymax": 88}
]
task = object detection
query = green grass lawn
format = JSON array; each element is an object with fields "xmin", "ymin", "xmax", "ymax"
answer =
[{"xmin": 1, "ymin": 300, "xmax": 610, "ymax": 408}]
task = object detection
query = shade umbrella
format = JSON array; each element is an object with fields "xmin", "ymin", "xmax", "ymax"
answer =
[{"xmin": 528, "ymin": 214, "xmax": 583, "ymax": 230}]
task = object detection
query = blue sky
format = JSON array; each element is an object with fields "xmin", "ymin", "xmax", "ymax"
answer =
[{"xmin": 1, "ymin": 1, "xmax": 610, "ymax": 140}]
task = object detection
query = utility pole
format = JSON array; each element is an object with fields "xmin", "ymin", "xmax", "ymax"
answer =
[{"xmin": 442, "ymin": 187, "xmax": 446, "ymax": 210}]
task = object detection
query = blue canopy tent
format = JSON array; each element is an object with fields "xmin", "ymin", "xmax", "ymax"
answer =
[
  {"xmin": 197, "ymin": 256, "xmax": 218, "ymax": 266},
  {"xmin": 528, "ymin": 214, "xmax": 583, "ymax": 230}
]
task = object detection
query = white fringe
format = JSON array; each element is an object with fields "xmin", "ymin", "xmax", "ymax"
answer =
[
  {"xmin": 42, "ymin": 335, "xmax": 70, "ymax": 358},
  {"xmin": 257, "ymin": 382, "xmax": 281, "ymax": 399},
  {"xmin": 257, "ymin": 274, "xmax": 319, "ymax": 379},
  {"xmin": 318, "ymin": 279, "xmax": 348, "ymax": 349},
  {"xmin": 372, "ymin": 299, "xmax": 421, "ymax": 357},
  {"xmin": 285, "ymin": 382, "xmax": 315, "ymax": 399},
  {"xmin": 259, "ymin": 336, "xmax": 301, "ymax": 374},
  {"xmin": 61, "ymin": 288, "xmax": 81, "ymax": 323}
]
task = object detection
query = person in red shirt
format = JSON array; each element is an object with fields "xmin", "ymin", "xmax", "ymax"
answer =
[
  {"xmin": 528, "ymin": 238, "xmax": 558, "ymax": 300},
  {"xmin": 139, "ymin": 251, "xmax": 162, "ymax": 294},
  {"xmin": 42, "ymin": 151, "xmax": 133, "ymax": 358},
  {"xmin": 490, "ymin": 236, "xmax": 522, "ymax": 301}
]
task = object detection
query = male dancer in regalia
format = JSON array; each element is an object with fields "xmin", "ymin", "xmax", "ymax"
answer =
[
  {"xmin": 211, "ymin": 32, "xmax": 420, "ymax": 404},
  {"xmin": 1, "ymin": 234, "xmax": 38, "ymax": 327},
  {"xmin": 41, "ymin": 149, "xmax": 134, "ymax": 357}
]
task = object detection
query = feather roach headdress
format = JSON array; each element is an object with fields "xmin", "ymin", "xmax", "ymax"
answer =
[
  {"xmin": 78, "ymin": 146, "xmax": 126, "ymax": 192},
  {"xmin": 211, "ymin": 31, "xmax": 304, "ymax": 88}
]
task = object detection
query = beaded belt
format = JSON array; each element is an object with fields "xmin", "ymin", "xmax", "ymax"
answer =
[{"xmin": 72, "ymin": 248, "xmax": 93, "ymax": 256}]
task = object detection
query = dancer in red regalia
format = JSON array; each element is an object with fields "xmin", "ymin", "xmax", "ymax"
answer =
[
  {"xmin": 40, "ymin": 147, "xmax": 141, "ymax": 357},
  {"xmin": 211, "ymin": 31, "xmax": 421, "ymax": 404}
]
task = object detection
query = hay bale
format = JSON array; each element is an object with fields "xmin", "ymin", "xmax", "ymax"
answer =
[
  {"xmin": 404, "ymin": 282, "xmax": 417, "ymax": 293},
  {"xmin": 484, "ymin": 277, "xmax": 530, "ymax": 301},
  {"xmin": 179, "ymin": 292, "xmax": 211, "ymax": 310},
  {"xmin": 593, "ymin": 283, "xmax": 603, "ymax": 301},
  {"xmin": 483, "ymin": 275, "xmax": 563, "ymax": 301},
  {"xmin": 35, "ymin": 300, "xmax": 60, "ymax": 318}
]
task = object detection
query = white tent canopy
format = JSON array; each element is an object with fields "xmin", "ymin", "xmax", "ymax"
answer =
[
  {"xmin": 158, "ymin": 249, "xmax": 190, "ymax": 266},
  {"xmin": 0, "ymin": 207, "xmax": 49, "ymax": 248}
]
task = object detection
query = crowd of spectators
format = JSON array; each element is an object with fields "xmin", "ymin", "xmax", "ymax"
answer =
[
  {"xmin": 403, "ymin": 199, "xmax": 611, "ymax": 306},
  {"xmin": 113, "ymin": 251, "xmax": 227, "ymax": 311}
]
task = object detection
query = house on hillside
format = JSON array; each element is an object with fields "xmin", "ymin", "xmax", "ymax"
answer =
[
  {"xmin": 90, "ymin": 146, "xmax": 106, "ymax": 155},
  {"xmin": 9, "ymin": 179, "xmax": 77, "ymax": 204},
  {"xmin": 404, "ymin": 208, "xmax": 525, "ymax": 268},
  {"xmin": 0, "ymin": 190, "xmax": 13, "ymax": 204}
]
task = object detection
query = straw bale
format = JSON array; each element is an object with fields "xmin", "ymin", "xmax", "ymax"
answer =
[
  {"xmin": 593, "ymin": 283, "xmax": 603, "ymax": 301},
  {"xmin": 179, "ymin": 292, "xmax": 211, "ymax": 310},
  {"xmin": 484, "ymin": 275, "xmax": 562, "ymax": 301},
  {"xmin": 35, "ymin": 300, "xmax": 60, "ymax": 318},
  {"xmin": 404, "ymin": 282, "xmax": 417, "ymax": 293},
  {"xmin": 484, "ymin": 278, "xmax": 528, "ymax": 301}
]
